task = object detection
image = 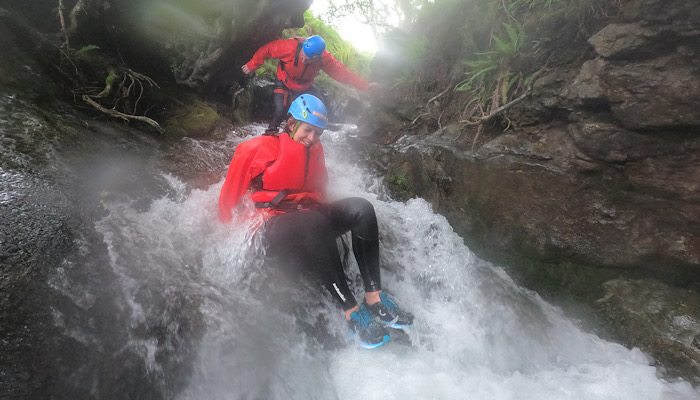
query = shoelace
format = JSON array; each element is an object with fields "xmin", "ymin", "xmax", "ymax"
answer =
[
  {"xmin": 354, "ymin": 305, "xmax": 372, "ymax": 329},
  {"xmin": 381, "ymin": 295, "xmax": 400, "ymax": 314}
]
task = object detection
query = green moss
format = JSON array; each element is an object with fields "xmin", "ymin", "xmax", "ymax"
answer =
[
  {"xmin": 104, "ymin": 71, "xmax": 117, "ymax": 87},
  {"xmin": 163, "ymin": 99, "xmax": 220, "ymax": 138},
  {"xmin": 386, "ymin": 165, "xmax": 415, "ymax": 200}
]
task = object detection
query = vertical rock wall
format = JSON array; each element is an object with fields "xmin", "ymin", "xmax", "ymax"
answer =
[{"xmin": 359, "ymin": 0, "xmax": 700, "ymax": 383}]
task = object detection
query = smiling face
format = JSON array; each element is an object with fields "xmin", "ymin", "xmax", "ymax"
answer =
[{"xmin": 290, "ymin": 121, "xmax": 323, "ymax": 147}]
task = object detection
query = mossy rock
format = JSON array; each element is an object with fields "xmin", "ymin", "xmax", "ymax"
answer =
[
  {"xmin": 595, "ymin": 278, "xmax": 700, "ymax": 384},
  {"xmin": 163, "ymin": 99, "xmax": 223, "ymax": 138}
]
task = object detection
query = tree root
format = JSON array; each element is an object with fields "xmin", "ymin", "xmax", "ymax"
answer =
[
  {"xmin": 57, "ymin": 0, "xmax": 68, "ymax": 47},
  {"xmin": 462, "ymin": 88, "xmax": 531, "ymax": 127},
  {"xmin": 458, "ymin": 63, "xmax": 548, "ymax": 154},
  {"xmin": 55, "ymin": 1, "xmax": 163, "ymax": 133},
  {"xmin": 81, "ymin": 68, "xmax": 163, "ymax": 132},
  {"xmin": 408, "ymin": 85, "xmax": 452, "ymax": 129},
  {"xmin": 82, "ymin": 95, "xmax": 164, "ymax": 133}
]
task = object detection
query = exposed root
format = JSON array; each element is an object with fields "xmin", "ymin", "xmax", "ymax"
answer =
[
  {"xmin": 82, "ymin": 95, "xmax": 163, "ymax": 133},
  {"xmin": 425, "ymin": 86, "xmax": 451, "ymax": 118},
  {"xmin": 66, "ymin": 0, "xmax": 88, "ymax": 38},
  {"xmin": 471, "ymin": 124, "xmax": 485, "ymax": 155},
  {"xmin": 462, "ymin": 88, "xmax": 531, "ymax": 127},
  {"xmin": 408, "ymin": 85, "xmax": 452, "ymax": 129},
  {"xmin": 57, "ymin": 0, "xmax": 68, "ymax": 47},
  {"xmin": 81, "ymin": 68, "xmax": 163, "ymax": 132},
  {"xmin": 458, "ymin": 64, "xmax": 548, "ymax": 154}
]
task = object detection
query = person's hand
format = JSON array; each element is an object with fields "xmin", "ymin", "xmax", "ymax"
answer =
[{"xmin": 241, "ymin": 65, "xmax": 252, "ymax": 75}]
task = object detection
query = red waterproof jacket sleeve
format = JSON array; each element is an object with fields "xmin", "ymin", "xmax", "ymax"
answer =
[
  {"xmin": 218, "ymin": 136, "xmax": 280, "ymax": 222},
  {"xmin": 320, "ymin": 51, "xmax": 369, "ymax": 91},
  {"xmin": 245, "ymin": 39, "xmax": 295, "ymax": 71}
]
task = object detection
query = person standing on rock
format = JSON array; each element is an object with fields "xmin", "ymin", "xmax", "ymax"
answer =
[{"xmin": 241, "ymin": 35, "xmax": 375, "ymax": 135}]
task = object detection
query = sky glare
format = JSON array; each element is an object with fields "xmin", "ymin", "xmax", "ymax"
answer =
[{"xmin": 310, "ymin": 0, "xmax": 378, "ymax": 53}]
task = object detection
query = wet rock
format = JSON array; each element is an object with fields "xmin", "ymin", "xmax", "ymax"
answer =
[
  {"xmin": 588, "ymin": 23, "xmax": 654, "ymax": 58},
  {"xmin": 0, "ymin": 93, "xmax": 205, "ymax": 399},
  {"xmin": 573, "ymin": 54, "xmax": 700, "ymax": 130},
  {"xmin": 596, "ymin": 278, "xmax": 700, "ymax": 384},
  {"xmin": 360, "ymin": 1, "xmax": 700, "ymax": 381}
]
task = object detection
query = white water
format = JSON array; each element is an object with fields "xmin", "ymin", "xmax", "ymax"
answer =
[{"xmin": 95, "ymin": 124, "xmax": 700, "ymax": 400}]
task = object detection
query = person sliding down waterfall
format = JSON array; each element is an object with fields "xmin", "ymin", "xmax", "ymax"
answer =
[
  {"xmin": 218, "ymin": 94, "xmax": 413, "ymax": 349},
  {"xmin": 241, "ymin": 35, "xmax": 376, "ymax": 136}
]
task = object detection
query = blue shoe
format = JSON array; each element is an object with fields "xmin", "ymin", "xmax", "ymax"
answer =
[
  {"xmin": 348, "ymin": 304, "xmax": 390, "ymax": 349},
  {"xmin": 367, "ymin": 292, "xmax": 414, "ymax": 329}
]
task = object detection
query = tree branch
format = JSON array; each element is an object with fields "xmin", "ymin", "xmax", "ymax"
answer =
[
  {"xmin": 461, "ymin": 88, "xmax": 531, "ymax": 127},
  {"xmin": 82, "ymin": 95, "xmax": 164, "ymax": 133}
]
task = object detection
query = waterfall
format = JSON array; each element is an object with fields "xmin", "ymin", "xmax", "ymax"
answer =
[{"xmin": 90, "ymin": 124, "xmax": 699, "ymax": 399}]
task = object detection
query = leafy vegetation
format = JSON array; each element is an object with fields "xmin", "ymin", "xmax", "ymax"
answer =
[
  {"xmin": 455, "ymin": 22, "xmax": 528, "ymax": 122},
  {"xmin": 346, "ymin": 0, "xmax": 621, "ymax": 146}
]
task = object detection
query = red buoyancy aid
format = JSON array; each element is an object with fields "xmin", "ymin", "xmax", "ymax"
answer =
[
  {"xmin": 277, "ymin": 38, "xmax": 318, "ymax": 90},
  {"xmin": 244, "ymin": 38, "xmax": 369, "ymax": 92},
  {"xmin": 250, "ymin": 133, "xmax": 327, "ymax": 210}
]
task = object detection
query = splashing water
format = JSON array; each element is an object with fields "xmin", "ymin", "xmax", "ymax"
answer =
[{"xmin": 94, "ymin": 124, "xmax": 699, "ymax": 400}]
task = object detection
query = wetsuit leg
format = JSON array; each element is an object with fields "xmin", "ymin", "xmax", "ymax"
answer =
[
  {"xmin": 269, "ymin": 85, "xmax": 316, "ymax": 133},
  {"xmin": 263, "ymin": 210, "xmax": 358, "ymax": 311},
  {"xmin": 267, "ymin": 80, "xmax": 289, "ymax": 132},
  {"xmin": 303, "ymin": 86, "xmax": 323, "ymax": 101},
  {"xmin": 324, "ymin": 198, "xmax": 382, "ymax": 293}
]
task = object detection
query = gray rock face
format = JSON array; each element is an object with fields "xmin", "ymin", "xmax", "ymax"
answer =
[
  {"xmin": 389, "ymin": 0, "xmax": 700, "ymax": 274},
  {"xmin": 579, "ymin": 1, "xmax": 700, "ymax": 130},
  {"xmin": 574, "ymin": 55, "xmax": 700, "ymax": 130},
  {"xmin": 362, "ymin": 0, "xmax": 700, "ymax": 383},
  {"xmin": 597, "ymin": 279, "xmax": 700, "ymax": 384}
]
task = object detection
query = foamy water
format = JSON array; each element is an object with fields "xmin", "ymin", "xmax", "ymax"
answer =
[{"xmin": 94, "ymin": 124, "xmax": 699, "ymax": 400}]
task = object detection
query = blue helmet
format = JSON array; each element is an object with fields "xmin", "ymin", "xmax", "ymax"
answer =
[
  {"xmin": 302, "ymin": 36, "xmax": 326, "ymax": 59},
  {"xmin": 288, "ymin": 94, "xmax": 327, "ymax": 129}
]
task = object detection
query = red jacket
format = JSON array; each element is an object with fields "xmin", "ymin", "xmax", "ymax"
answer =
[
  {"xmin": 218, "ymin": 133, "xmax": 328, "ymax": 222},
  {"xmin": 245, "ymin": 38, "xmax": 369, "ymax": 92}
]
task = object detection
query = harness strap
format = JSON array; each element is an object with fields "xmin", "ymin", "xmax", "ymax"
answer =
[
  {"xmin": 267, "ymin": 189, "xmax": 290, "ymax": 209},
  {"xmin": 293, "ymin": 39, "xmax": 303, "ymax": 67},
  {"xmin": 254, "ymin": 190, "xmax": 322, "ymax": 212},
  {"xmin": 273, "ymin": 87, "xmax": 290, "ymax": 107},
  {"xmin": 279, "ymin": 39, "xmax": 304, "ymax": 77}
]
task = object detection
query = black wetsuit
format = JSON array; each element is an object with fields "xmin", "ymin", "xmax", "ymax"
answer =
[
  {"xmin": 268, "ymin": 79, "xmax": 324, "ymax": 133},
  {"xmin": 263, "ymin": 197, "xmax": 382, "ymax": 310}
]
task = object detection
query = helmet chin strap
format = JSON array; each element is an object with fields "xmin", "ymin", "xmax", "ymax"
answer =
[{"xmin": 290, "ymin": 121, "xmax": 301, "ymax": 139}]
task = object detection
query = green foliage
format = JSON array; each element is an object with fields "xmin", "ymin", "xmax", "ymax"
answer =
[
  {"xmin": 455, "ymin": 21, "xmax": 525, "ymax": 105},
  {"xmin": 253, "ymin": 59, "xmax": 279, "ymax": 82},
  {"xmin": 76, "ymin": 44, "xmax": 100, "ymax": 55},
  {"xmin": 493, "ymin": 22, "xmax": 525, "ymax": 56},
  {"xmin": 104, "ymin": 71, "xmax": 117, "ymax": 87},
  {"xmin": 302, "ymin": 10, "xmax": 372, "ymax": 78}
]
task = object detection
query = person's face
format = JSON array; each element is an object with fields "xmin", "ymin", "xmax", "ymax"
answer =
[
  {"xmin": 292, "ymin": 121, "xmax": 323, "ymax": 147},
  {"xmin": 300, "ymin": 52, "xmax": 319, "ymax": 64}
]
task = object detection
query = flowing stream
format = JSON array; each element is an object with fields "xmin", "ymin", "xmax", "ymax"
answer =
[
  {"xmin": 2, "ymin": 93, "xmax": 699, "ymax": 399},
  {"xmin": 94, "ymin": 123, "xmax": 699, "ymax": 399}
]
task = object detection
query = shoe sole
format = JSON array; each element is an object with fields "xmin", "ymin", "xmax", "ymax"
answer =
[
  {"xmin": 386, "ymin": 322, "xmax": 412, "ymax": 329},
  {"xmin": 360, "ymin": 334, "xmax": 390, "ymax": 349},
  {"xmin": 349, "ymin": 331, "xmax": 390, "ymax": 349}
]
